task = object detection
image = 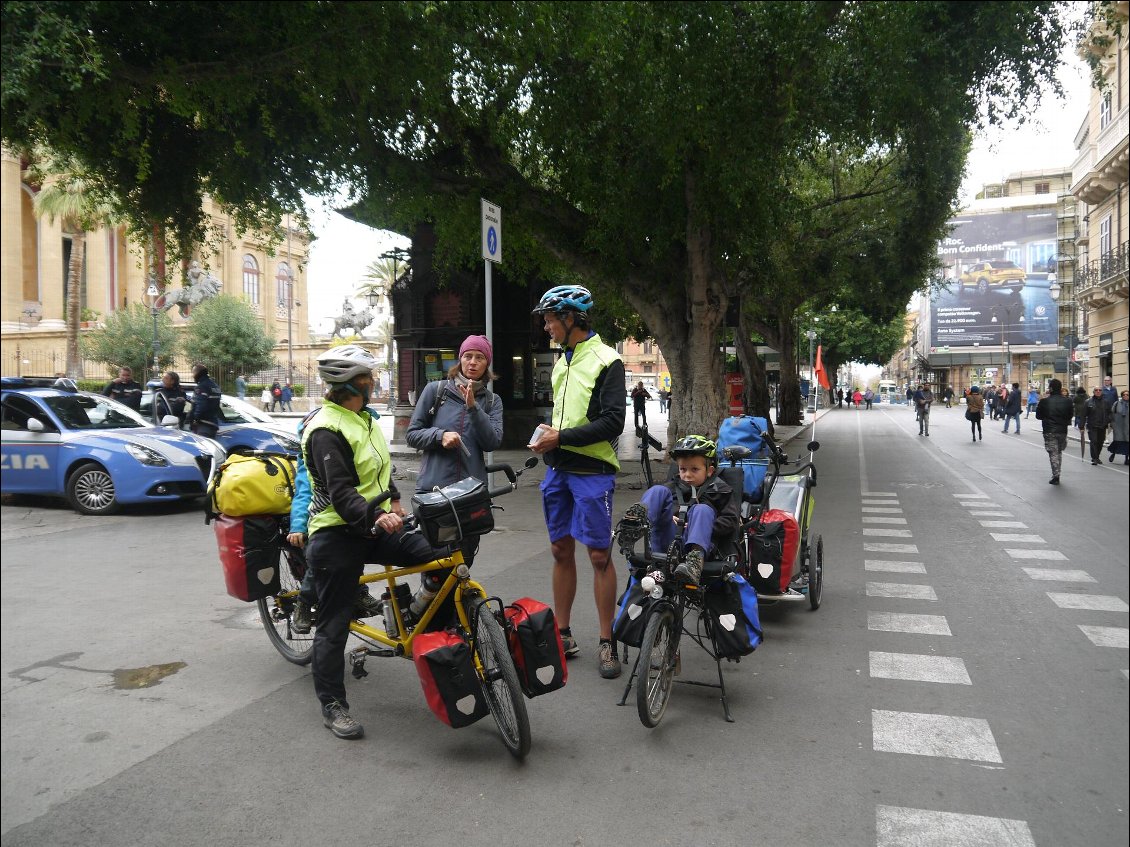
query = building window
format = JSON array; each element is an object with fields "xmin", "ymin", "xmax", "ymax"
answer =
[
  {"xmin": 1034, "ymin": 182, "xmax": 1050, "ymax": 195},
  {"xmin": 1099, "ymin": 90, "xmax": 1112, "ymax": 129},
  {"xmin": 615, "ymin": 341, "xmax": 624, "ymax": 354},
  {"xmin": 242, "ymin": 255, "xmax": 259, "ymax": 305},
  {"xmin": 1099, "ymin": 216, "xmax": 1112, "ymax": 268},
  {"xmin": 276, "ymin": 261, "xmax": 291, "ymax": 306},
  {"xmin": 643, "ymin": 340, "xmax": 653, "ymax": 354}
]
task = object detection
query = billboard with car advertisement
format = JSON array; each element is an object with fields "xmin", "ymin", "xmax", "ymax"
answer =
[{"xmin": 930, "ymin": 207, "xmax": 1059, "ymax": 349}]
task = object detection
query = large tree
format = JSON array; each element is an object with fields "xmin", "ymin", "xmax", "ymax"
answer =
[{"xmin": 2, "ymin": 1, "xmax": 1078, "ymax": 435}]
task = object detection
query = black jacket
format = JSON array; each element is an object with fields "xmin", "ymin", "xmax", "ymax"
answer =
[
  {"xmin": 1035, "ymin": 393, "xmax": 1073, "ymax": 434},
  {"xmin": 1004, "ymin": 388, "xmax": 1022, "ymax": 415},
  {"xmin": 665, "ymin": 473, "xmax": 740, "ymax": 546},
  {"xmin": 103, "ymin": 379, "xmax": 142, "ymax": 410},
  {"xmin": 188, "ymin": 375, "xmax": 222, "ymax": 425},
  {"xmin": 1083, "ymin": 397, "xmax": 1111, "ymax": 430}
]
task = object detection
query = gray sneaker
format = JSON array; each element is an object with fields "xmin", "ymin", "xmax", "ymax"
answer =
[
  {"xmin": 292, "ymin": 598, "xmax": 313, "ymax": 635},
  {"xmin": 598, "ymin": 641, "xmax": 622, "ymax": 679},
  {"xmin": 560, "ymin": 631, "xmax": 580, "ymax": 658},
  {"xmin": 322, "ymin": 700, "xmax": 364, "ymax": 739}
]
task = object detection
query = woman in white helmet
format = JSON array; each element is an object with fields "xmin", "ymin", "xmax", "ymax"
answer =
[{"xmin": 301, "ymin": 345, "xmax": 438, "ymax": 740}]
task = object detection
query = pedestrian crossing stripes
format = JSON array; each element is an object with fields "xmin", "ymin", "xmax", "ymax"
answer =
[
  {"xmin": 865, "ymin": 560, "xmax": 926, "ymax": 573},
  {"xmin": 869, "ymin": 652, "xmax": 971, "ymax": 684},
  {"xmin": 872, "ymin": 710, "xmax": 1002, "ymax": 763},
  {"xmin": 862, "ymin": 506, "xmax": 904, "ymax": 513},
  {"xmin": 867, "ymin": 582, "xmax": 938, "ymax": 601},
  {"xmin": 863, "ymin": 517, "xmax": 909, "ymax": 525},
  {"xmin": 1020, "ymin": 568, "xmax": 1095, "ymax": 583},
  {"xmin": 863, "ymin": 499, "xmax": 901, "ymax": 506},
  {"xmin": 864, "ymin": 542, "xmax": 919, "ymax": 554},
  {"xmin": 952, "ymin": 492, "xmax": 989, "ymax": 499},
  {"xmin": 979, "ymin": 520, "xmax": 1028, "ymax": 528},
  {"xmin": 960, "ymin": 502, "xmax": 1001, "ymax": 508},
  {"xmin": 863, "ymin": 528, "xmax": 914, "ymax": 537},
  {"xmin": 969, "ymin": 510, "xmax": 1014, "ymax": 517},
  {"xmin": 1005, "ymin": 548, "xmax": 1067, "ymax": 560},
  {"xmin": 989, "ymin": 533, "xmax": 1046, "ymax": 543},
  {"xmin": 1077, "ymin": 625, "xmax": 1129, "ymax": 648},
  {"xmin": 868, "ymin": 612, "xmax": 951, "ymax": 635},
  {"xmin": 863, "ymin": 492, "xmax": 898, "ymax": 497},
  {"xmin": 875, "ymin": 805, "xmax": 1035, "ymax": 847},
  {"xmin": 1047, "ymin": 593, "xmax": 1129, "ymax": 612}
]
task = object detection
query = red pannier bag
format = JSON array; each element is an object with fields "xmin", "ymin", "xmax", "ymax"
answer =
[
  {"xmin": 748, "ymin": 508, "xmax": 801, "ymax": 595},
  {"xmin": 214, "ymin": 514, "xmax": 282, "ymax": 601},
  {"xmin": 504, "ymin": 597, "xmax": 568, "ymax": 698},
  {"xmin": 412, "ymin": 630, "xmax": 489, "ymax": 728}
]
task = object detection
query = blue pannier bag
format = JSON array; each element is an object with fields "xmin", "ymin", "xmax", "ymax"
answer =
[
  {"xmin": 717, "ymin": 415, "xmax": 770, "ymax": 458},
  {"xmin": 704, "ymin": 573, "xmax": 762, "ymax": 658},
  {"xmin": 612, "ymin": 575, "xmax": 652, "ymax": 647}
]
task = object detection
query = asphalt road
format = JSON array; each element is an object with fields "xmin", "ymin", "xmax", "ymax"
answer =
[{"xmin": 1, "ymin": 404, "xmax": 1126, "ymax": 847}]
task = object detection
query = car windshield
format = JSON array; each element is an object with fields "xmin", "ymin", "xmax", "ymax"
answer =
[
  {"xmin": 44, "ymin": 394, "xmax": 149, "ymax": 430},
  {"xmin": 989, "ymin": 261, "xmax": 1019, "ymax": 269},
  {"xmin": 219, "ymin": 395, "xmax": 274, "ymax": 424}
]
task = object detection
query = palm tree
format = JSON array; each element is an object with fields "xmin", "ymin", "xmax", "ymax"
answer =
[
  {"xmin": 31, "ymin": 148, "xmax": 120, "ymax": 378},
  {"xmin": 356, "ymin": 257, "xmax": 399, "ymax": 303}
]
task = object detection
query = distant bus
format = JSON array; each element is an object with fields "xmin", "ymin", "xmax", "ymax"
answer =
[{"xmin": 877, "ymin": 380, "xmax": 900, "ymax": 404}]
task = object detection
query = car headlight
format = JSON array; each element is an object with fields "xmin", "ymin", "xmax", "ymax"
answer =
[
  {"xmin": 273, "ymin": 433, "xmax": 301, "ymax": 454},
  {"xmin": 125, "ymin": 443, "xmax": 170, "ymax": 466}
]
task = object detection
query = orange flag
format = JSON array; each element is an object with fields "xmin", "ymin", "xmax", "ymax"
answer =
[{"xmin": 814, "ymin": 344, "xmax": 831, "ymax": 390}]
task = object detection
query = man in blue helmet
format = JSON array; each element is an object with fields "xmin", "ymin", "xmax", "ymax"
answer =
[{"xmin": 530, "ymin": 285, "xmax": 627, "ymax": 679}]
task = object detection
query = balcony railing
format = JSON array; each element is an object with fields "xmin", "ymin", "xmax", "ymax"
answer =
[{"xmin": 1075, "ymin": 242, "xmax": 1129, "ymax": 293}]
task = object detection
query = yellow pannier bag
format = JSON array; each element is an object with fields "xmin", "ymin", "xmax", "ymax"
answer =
[{"xmin": 209, "ymin": 452, "xmax": 297, "ymax": 517}]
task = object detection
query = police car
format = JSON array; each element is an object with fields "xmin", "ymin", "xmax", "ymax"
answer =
[
  {"xmin": 138, "ymin": 381, "xmax": 300, "ymax": 456},
  {"xmin": 1, "ymin": 377, "xmax": 225, "ymax": 515}
]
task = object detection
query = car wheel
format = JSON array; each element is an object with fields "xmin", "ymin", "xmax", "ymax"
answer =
[
  {"xmin": 977, "ymin": 278, "xmax": 989, "ymax": 295},
  {"xmin": 66, "ymin": 461, "xmax": 120, "ymax": 515}
]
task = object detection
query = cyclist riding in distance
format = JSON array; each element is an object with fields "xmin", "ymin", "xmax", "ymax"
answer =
[
  {"xmin": 529, "ymin": 284, "xmax": 627, "ymax": 680},
  {"xmin": 619, "ymin": 435, "xmax": 739, "ymax": 589},
  {"xmin": 302, "ymin": 345, "xmax": 439, "ymax": 740}
]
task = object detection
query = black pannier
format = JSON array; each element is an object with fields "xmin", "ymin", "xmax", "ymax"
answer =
[{"xmin": 411, "ymin": 477, "xmax": 494, "ymax": 546}]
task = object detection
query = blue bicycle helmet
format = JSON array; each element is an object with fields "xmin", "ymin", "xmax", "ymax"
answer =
[{"xmin": 532, "ymin": 284, "xmax": 594, "ymax": 316}]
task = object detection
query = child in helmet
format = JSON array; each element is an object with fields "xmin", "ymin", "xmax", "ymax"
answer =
[{"xmin": 617, "ymin": 435, "xmax": 740, "ymax": 589}]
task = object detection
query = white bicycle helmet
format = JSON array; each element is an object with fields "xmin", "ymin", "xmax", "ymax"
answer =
[{"xmin": 317, "ymin": 345, "xmax": 379, "ymax": 384}]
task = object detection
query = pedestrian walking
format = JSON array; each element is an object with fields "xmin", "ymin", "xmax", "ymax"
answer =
[
  {"xmin": 261, "ymin": 386, "xmax": 273, "ymax": 412},
  {"xmin": 965, "ymin": 386, "xmax": 984, "ymax": 442},
  {"xmin": 836, "ymin": 387, "xmax": 844, "ymax": 408},
  {"xmin": 1025, "ymin": 385, "xmax": 1039, "ymax": 418},
  {"xmin": 269, "ymin": 380, "xmax": 282, "ymax": 412},
  {"xmin": 235, "ymin": 374, "xmax": 247, "ymax": 400},
  {"xmin": 852, "ymin": 389, "xmax": 862, "ymax": 407},
  {"xmin": 1035, "ymin": 378, "xmax": 1073, "ymax": 484},
  {"xmin": 1101, "ymin": 376, "xmax": 1117, "ymax": 411},
  {"xmin": 630, "ymin": 381, "xmax": 651, "ymax": 431},
  {"xmin": 1082, "ymin": 387, "xmax": 1112, "ymax": 466},
  {"xmin": 943, "ymin": 385, "xmax": 954, "ymax": 408},
  {"xmin": 1108, "ymin": 390, "xmax": 1130, "ymax": 465},
  {"xmin": 280, "ymin": 381, "xmax": 294, "ymax": 412},
  {"xmin": 863, "ymin": 387, "xmax": 874, "ymax": 410},
  {"xmin": 1073, "ymin": 386, "xmax": 1088, "ymax": 459},
  {"xmin": 1002, "ymin": 382, "xmax": 1022, "ymax": 433},
  {"xmin": 913, "ymin": 383, "xmax": 933, "ymax": 436}
]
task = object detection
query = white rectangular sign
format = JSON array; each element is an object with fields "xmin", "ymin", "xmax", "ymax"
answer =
[{"xmin": 481, "ymin": 199, "xmax": 501, "ymax": 263}]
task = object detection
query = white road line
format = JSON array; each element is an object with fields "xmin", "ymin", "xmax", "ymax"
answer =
[
  {"xmin": 867, "ymin": 582, "xmax": 938, "ymax": 601},
  {"xmin": 863, "ymin": 517, "xmax": 909, "ymax": 525},
  {"xmin": 1047, "ymin": 593, "xmax": 1129, "ymax": 612},
  {"xmin": 862, "ymin": 506, "xmax": 904, "ymax": 513},
  {"xmin": 1077, "ymin": 625, "xmax": 1129, "ymax": 648},
  {"xmin": 865, "ymin": 560, "xmax": 926, "ymax": 574},
  {"xmin": 1006, "ymin": 549, "xmax": 1067, "ymax": 560},
  {"xmin": 1020, "ymin": 568, "xmax": 1096, "ymax": 583},
  {"xmin": 863, "ymin": 528, "xmax": 914, "ymax": 537},
  {"xmin": 870, "ymin": 652, "xmax": 971, "ymax": 684},
  {"xmin": 970, "ymin": 510, "xmax": 1014, "ymax": 517},
  {"xmin": 876, "ymin": 805, "xmax": 1035, "ymax": 847},
  {"xmin": 865, "ymin": 542, "xmax": 919, "ymax": 554},
  {"xmin": 872, "ymin": 710, "xmax": 1002, "ymax": 763},
  {"xmin": 868, "ymin": 612, "xmax": 951, "ymax": 635},
  {"xmin": 953, "ymin": 493, "xmax": 989, "ymax": 499},
  {"xmin": 959, "ymin": 502, "xmax": 1001, "ymax": 508},
  {"xmin": 979, "ymin": 520, "xmax": 1028, "ymax": 528},
  {"xmin": 989, "ymin": 533, "xmax": 1046, "ymax": 543},
  {"xmin": 864, "ymin": 492, "xmax": 899, "ymax": 497}
]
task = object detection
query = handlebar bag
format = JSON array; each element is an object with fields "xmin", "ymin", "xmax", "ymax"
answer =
[
  {"xmin": 718, "ymin": 416, "xmax": 771, "ymax": 459},
  {"xmin": 703, "ymin": 574, "xmax": 763, "ymax": 658},
  {"xmin": 214, "ymin": 514, "xmax": 282, "ymax": 601},
  {"xmin": 411, "ymin": 477, "xmax": 494, "ymax": 546},
  {"xmin": 209, "ymin": 452, "xmax": 296, "ymax": 517},
  {"xmin": 612, "ymin": 575, "xmax": 653, "ymax": 647},
  {"xmin": 748, "ymin": 508, "xmax": 800, "ymax": 594},
  {"xmin": 504, "ymin": 597, "xmax": 568, "ymax": 698},
  {"xmin": 412, "ymin": 630, "xmax": 489, "ymax": 728}
]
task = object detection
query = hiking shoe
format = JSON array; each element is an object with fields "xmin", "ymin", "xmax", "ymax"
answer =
[
  {"xmin": 322, "ymin": 700, "xmax": 364, "ymax": 739},
  {"xmin": 598, "ymin": 641, "xmax": 622, "ymax": 679},
  {"xmin": 355, "ymin": 589, "xmax": 382, "ymax": 619},
  {"xmin": 560, "ymin": 631, "xmax": 580, "ymax": 658},
  {"xmin": 292, "ymin": 598, "xmax": 313, "ymax": 635},
  {"xmin": 1049, "ymin": 476, "xmax": 1060, "ymax": 485},
  {"xmin": 673, "ymin": 548, "xmax": 705, "ymax": 589}
]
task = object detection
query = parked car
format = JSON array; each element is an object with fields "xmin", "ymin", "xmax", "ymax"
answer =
[
  {"xmin": 1, "ymin": 377, "xmax": 225, "ymax": 515},
  {"xmin": 139, "ymin": 381, "xmax": 300, "ymax": 456},
  {"xmin": 959, "ymin": 260, "xmax": 1027, "ymax": 295}
]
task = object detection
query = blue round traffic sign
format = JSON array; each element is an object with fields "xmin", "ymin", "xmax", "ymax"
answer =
[{"xmin": 487, "ymin": 226, "xmax": 497, "ymax": 256}]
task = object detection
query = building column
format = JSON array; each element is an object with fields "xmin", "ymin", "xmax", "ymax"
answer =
[
  {"xmin": 36, "ymin": 214, "xmax": 65, "ymax": 329},
  {"xmin": 1, "ymin": 147, "xmax": 25, "ymax": 330}
]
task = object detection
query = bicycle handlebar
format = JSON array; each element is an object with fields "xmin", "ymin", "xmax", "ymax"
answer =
[{"xmin": 486, "ymin": 457, "xmax": 539, "ymax": 499}]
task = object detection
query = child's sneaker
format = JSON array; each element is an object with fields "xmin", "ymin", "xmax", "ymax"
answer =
[{"xmin": 673, "ymin": 548, "xmax": 704, "ymax": 589}]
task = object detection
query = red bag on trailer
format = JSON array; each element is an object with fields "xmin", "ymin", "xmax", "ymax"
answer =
[
  {"xmin": 504, "ymin": 597, "xmax": 568, "ymax": 698},
  {"xmin": 412, "ymin": 630, "xmax": 489, "ymax": 728},
  {"xmin": 214, "ymin": 514, "xmax": 282, "ymax": 601},
  {"xmin": 748, "ymin": 508, "xmax": 801, "ymax": 594}
]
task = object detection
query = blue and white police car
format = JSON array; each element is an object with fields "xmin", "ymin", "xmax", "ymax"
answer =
[{"xmin": 1, "ymin": 377, "xmax": 225, "ymax": 515}]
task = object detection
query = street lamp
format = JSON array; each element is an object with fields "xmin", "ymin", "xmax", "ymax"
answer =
[
  {"xmin": 990, "ymin": 304, "xmax": 1024, "ymax": 385},
  {"xmin": 806, "ymin": 327, "xmax": 817, "ymax": 412},
  {"xmin": 144, "ymin": 276, "xmax": 161, "ymax": 379},
  {"xmin": 378, "ymin": 246, "xmax": 410, "ymax": 398}
]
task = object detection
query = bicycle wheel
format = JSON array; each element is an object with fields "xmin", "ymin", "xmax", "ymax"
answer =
[
  {"xmin": 637, "ymin": 605, "xmax": 677, "ymax": 727},
  {"xmin": 258, "ymin": 546, "xmax": 314, "ymax": 665},
  {"xmin": 807, "ymin": 533, "xmax": 823, "ymax": 611},
  {"xmin": 464, "ymin": 595, "xmax": 531, "ymax": 759}
]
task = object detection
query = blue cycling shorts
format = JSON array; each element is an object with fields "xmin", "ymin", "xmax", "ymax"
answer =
[{"xmin": 540, "ymin": 466, "xmax": 616, "ymax": 550}]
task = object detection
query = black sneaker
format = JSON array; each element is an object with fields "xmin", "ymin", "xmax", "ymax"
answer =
[
  {"xmin": 355, "ymin": 589, "xmax": 382, "ymax": 619},
  {"xmin": 673, "ymin": 548, "xmax": 705, "ymax": 589},
  {"xmin": 322, "ymin": 700, "xmax": 364, "ymax": 739},
  {"xmin": 1049, "ymin": 476, "xmax": 1060, "ymax": 485},
  {"xmin": 292, "ymin": 598, "xmax": 313, "ymax": 635}
]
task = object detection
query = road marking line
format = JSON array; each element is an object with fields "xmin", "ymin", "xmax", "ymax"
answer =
[
  {"xmin": 1047, "ymin": 593, "xmax": 1128, "ymax": 612},
  {"xmin": 865, "ymin": 560, "xmax": 926, "ymax": 574},
  {"xmin": 863, "ymin": 517, "xmax": 909, "ymax": 525},
  {"xmin": 863, "ymin": 492, "xmax": 899, "ymax": 497},
  {"xmin": 990, "ymin": 533, "xmax": 1046, "ymax": 543},
  {"xmin": 863, "ymin": 528, "xmax": 914, "ymax": 537},
  {"xmin": 959, "ymin": 502, "xmax": 1001, "ymax": 508},
  {"xmin": 1006, "ymin": 549, "xmax": 1067, "ymax": 560},
  {"xmin": 969, "ymin": 510, "xmax": 1014, "ymax": 517},
  {"xmin": 1077, "ymin": 625, "xmax": 1129, "ymax": 648},
  {"xmin": 979, "ymin": 520, "xmax": 1028, "ymax": 528},
  {"xmin": 872, "ymin": 710, "xmax": 1002, "ymax": 763},
  {"xmin": 862, "ymin": 506, "xmax": 904, "ymax": 513},
  {"xmin": 953, "ymin": 493, "xmax": 989, "ymax": 498},
  {"xmin": 864, "ymin": 542, "xmax": 919, "ymax": 553},
  {"xmin": 870, "ymin": 652, "xmax": 971, "ymax": 684},
  {"xmin": 1020, "ymin": 568, "xmax": 1095, "ymax": 583},
  {"xmin": 867, "ymin": 582, "xmax": 938, "ymax": 601},
  {"xmin": 876, "ymin": 805, "xmax": 1035, "ymax": 847},
  {"xmin": 868, "ymin": 612, "xmax": 951, "ymax": 635}
]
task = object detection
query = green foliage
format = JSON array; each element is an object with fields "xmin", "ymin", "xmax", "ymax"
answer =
[
  {"xmin": 82, "ymin": 303, "xmax": 178, "ymax": 376},
  {"xmin": 181, "ymin": 295, "xmax": 276, "ymax": 377},
  {"xmin": 806, "ymin": 308, "xmax": 907, "ymax": 377}
]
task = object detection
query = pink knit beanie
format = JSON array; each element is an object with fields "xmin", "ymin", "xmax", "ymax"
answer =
[{"xmin": 458, "ymin": 334, "xmax": 493, "ymax": 365}]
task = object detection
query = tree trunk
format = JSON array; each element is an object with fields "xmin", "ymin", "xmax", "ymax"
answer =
[
  {"xmin": 736, "ymin": 307, "xmax": 771, "ymax": 424},
  {"xmin": 65, "ymin": 231, "xmax": 85, "ymax": 379},
  {"xmin": 776, "ymin": 317, "xmax": 802, "ymax": 426}
]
